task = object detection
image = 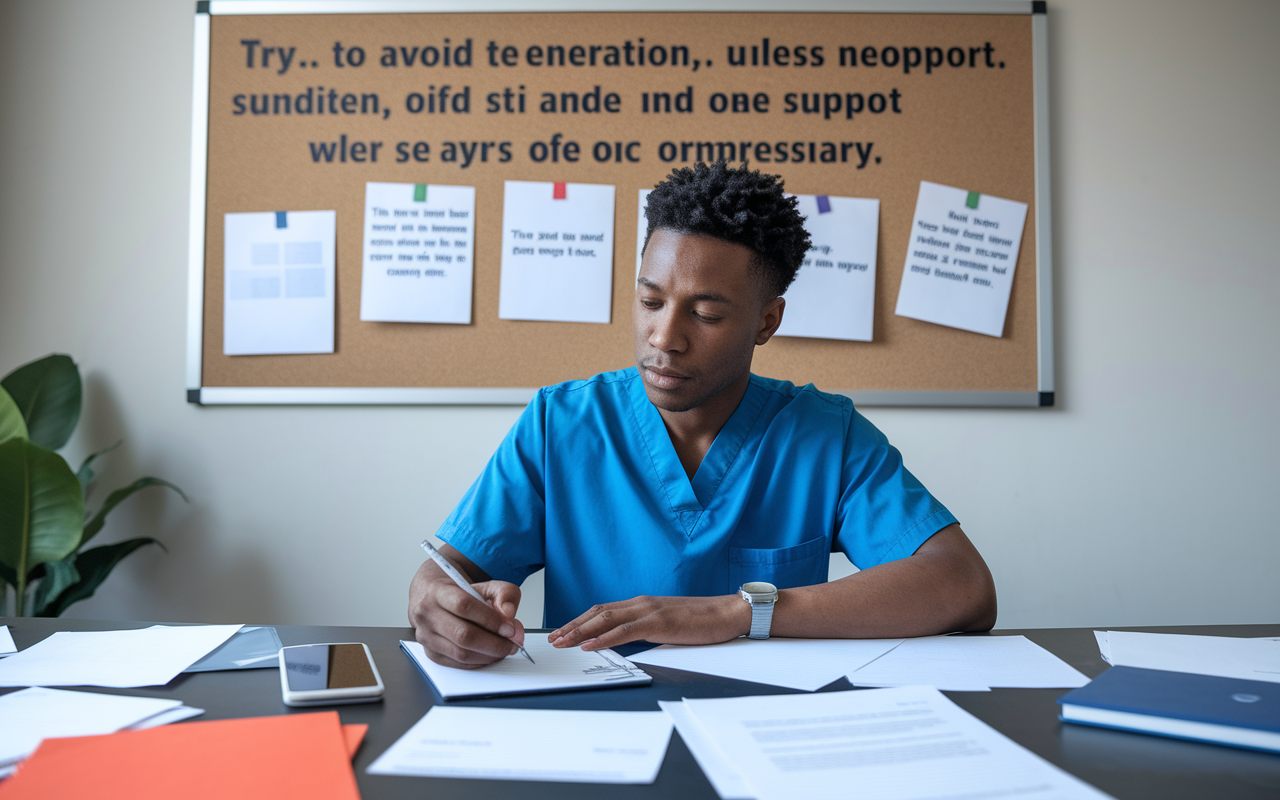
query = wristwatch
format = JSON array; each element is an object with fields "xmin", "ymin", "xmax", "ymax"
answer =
[{"xmin": 740, "ymin": 581, "xmax": 778, "ymax": 639}]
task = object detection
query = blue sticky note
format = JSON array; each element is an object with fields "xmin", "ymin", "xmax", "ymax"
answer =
[
  {"xmin": 275, "ymin": 211, "xmax": 287, "ymax": 229},
  {"xmin": 816, "ymin": 195, "xmax": 831, "ymax": 214}
]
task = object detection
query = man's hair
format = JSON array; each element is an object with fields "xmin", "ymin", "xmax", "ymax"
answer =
[{"xmin": 642, "ymin": 161, "xmax": 811, "ymax": 298}]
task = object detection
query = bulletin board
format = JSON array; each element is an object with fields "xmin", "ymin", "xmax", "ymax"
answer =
[{"xmin": 186, "ymin": 0, "xmax": 1053, "ymax": 407}]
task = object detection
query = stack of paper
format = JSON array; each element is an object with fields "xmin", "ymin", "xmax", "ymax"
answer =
[
  {"xmin": 0, "ymin": 625, "xmax": 243, "ymax": 687},
  {"xmin": 1094, "ymin": 631, "xmax": 1280, "ymax": 682},
  {"xmin": 0, "ymin": 712, "xmax": 362, "ymax": 799},
  {"xmin": 847, "ymin": 635, "xmax": 1090, "ymax": 691},
  {"xmin": 0, "ymin": 687, "xmax": 202, "ymax": 777},
  {"xmin": 0, "ymin": 625, "xmax": 15, "ymax": 656},
  {"xmin": 369, "ymin": 706, "xmax": 673, "ymax": 783},
  {"xmin": 664, "ymin": 687, "xmax": 1113, "ymax": 800},
  {"xmin": 630, "ymin": 637, "xmax": 902, "ymax": 691}
]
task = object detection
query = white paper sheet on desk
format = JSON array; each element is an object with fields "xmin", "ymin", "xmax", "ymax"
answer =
[
  {"xmin": 367, "ymin": 706, "xmax": 673, "ymax": 783},
  {"xmin": 659, "ymin": 700, "xmax": 753, "ymax": 800},
  {"xmin": 1104, "ymin": 630, "xmax": 1280, "ymax": 683},
  {"xmin": 631, "ymin": 637, "xmax": 903, "ymax": 692},
  {"xmin": 0, "ymin": 625, "xmax": 15, "ymax": 655},
  {"xmin": 0, "ymin": 624, "xmax": 242, "ymax": 687},
  {"xmin": 681, "ymin": 686, "xmax": 1113, "ymax": 800},
  {"xmin": 0, "ymin": 687, "xmax": 183, "ymax": 767},
  {"xmin": 847, "ymin": 635, "xmax": 1090, "ymax": 691},
  {"xmin": 401, "ymin": 638, "xmax": 650, "ymax": 699}
]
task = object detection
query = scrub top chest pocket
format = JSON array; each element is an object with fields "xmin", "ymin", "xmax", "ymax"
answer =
[{"xmin": 729, "ymin": 535, "xmax": 829, "ymax": 591}]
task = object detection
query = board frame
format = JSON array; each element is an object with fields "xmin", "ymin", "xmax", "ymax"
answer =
[{"xmin": 186, "ymin": 0, "xmax": 1053, "ymax": 407}]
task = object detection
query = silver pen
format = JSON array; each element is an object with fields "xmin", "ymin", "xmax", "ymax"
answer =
[{"xmin": 420, "ymin": 540, "xmax": 534, "ymax": 664}]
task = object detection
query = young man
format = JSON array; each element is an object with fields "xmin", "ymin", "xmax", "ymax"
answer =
[{"xmin": 409, "ymin": 162, "xmax": 996, "ymax": 669}]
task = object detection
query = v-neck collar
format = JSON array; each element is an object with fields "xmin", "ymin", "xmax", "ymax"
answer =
[{"xmin": 626, "ymin": 371, "xmax": 768, "ymax": 538}]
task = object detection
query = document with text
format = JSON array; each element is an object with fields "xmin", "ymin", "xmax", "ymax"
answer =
[
  {"xmin": 359, "ymin": 182, "xmax": 475, "ymax": 324},
  {"xmin": 681, "ymin": 686, "xmax": 1113, "ymax": 800},
  {"xmin": 894, "ymin": 181, "xmax": 1027, "ymax": 337},
  {"xmin": 223, "ymin": 210, "xmax": 335, "ymax": 355},
  {"xmin": 499, "ymin": 180, "xmax": 616, "ymax": 323}
]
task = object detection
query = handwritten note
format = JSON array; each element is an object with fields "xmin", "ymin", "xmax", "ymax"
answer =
[
  {"xmin": 776, "ymin": 194, "xmax": 880, "ymax": 342},
  {"xmin": 223, "ymin": 210, "xmax": 335, "ymax": 355},
  {"xmin": 894, "ymin": 181, "xmax": 1028, "ymax": 337},
  {"xmin": 499, "ymin": 180, "xmax": 616, "ymax": 324},
  {"xmin": 359, "ymin": 182, "xmax": 475, "ymax": 324}
]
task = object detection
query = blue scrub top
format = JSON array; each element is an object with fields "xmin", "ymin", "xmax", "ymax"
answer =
[{"xmin": 438, "ymin": 368, "xmax": 957, "ymax": 628}]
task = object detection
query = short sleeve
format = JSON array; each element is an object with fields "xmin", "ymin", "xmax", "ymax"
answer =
[
  {"xmin": 435, "ymin": 390, "xmax": 548, "ymax": 585},
  {"xmin": 833, "ymin": 407, "xmax": 958, "ymax": 569}
]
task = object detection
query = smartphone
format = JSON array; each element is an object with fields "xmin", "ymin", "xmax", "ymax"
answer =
[{"xmin": 279, "ymin": 642, "xmax": 385, "ymax": 707}]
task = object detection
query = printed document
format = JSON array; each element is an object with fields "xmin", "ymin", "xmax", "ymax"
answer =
[
  {"xmin": 1104, "ymin": 631, "xmax": 1280, "ymax": 683},
  {"xmin": 681, "ymin": 686, "xmax": 1113, "ymax": 800},
  {"xmin": 776, "ymin": 194, "xmax": 880, "ymax": 342},
  {"xmin": 0, "ymin": 624, "xmax": 242, "ymax": 688},
  {"xmin": 631, "ymin": 637, "xmax": 902, "ymax": 692},
  {"xmin": 659, "ymin": 700, "xmax": 753, "ymax": 800},
  {"xmin": 847, "ymin": 634, "xmax": 1090, "ymax": 691},
  {"xmin": 368, "ymin": 706, "xmax": 673, "ymax": 783},
  {"xmin": 359, "ymin": 182, "xmax": 476, "ymax": 323},
  {"xmin": 499, "ymin": 180, "xmax": 616, "ymax": 324},
  {"xmin": 223, "ymin": 210, "xmax": 335, "ymax": 355},
  {"xmin": 894, "ymin": 181, "xmax": 1027, "ymax": 337},
  {"xmin": 401, "ymin": 638, "xmax": 649, "ymax": 700}
]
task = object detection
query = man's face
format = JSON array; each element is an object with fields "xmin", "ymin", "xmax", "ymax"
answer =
[{"xmin": 633, "ymin": 229, "xmax": 783, "ymax": 413}]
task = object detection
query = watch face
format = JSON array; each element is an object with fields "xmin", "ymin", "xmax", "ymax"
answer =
[{"xmin": 741, "ymin": 581, "xmax": 777, "ymax": 595}]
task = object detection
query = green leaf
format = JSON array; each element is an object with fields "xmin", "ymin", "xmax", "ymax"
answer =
[
  {"xmin": 82, "ymin": 477, "xmax": 188, "ymax": 548},
  {"xmin": 76, "ymin": 440, "xmax": 122, "ymax": 495},
  {"xmin": 34, "ymin": 538, "xmax": 164, "ymax": 618},
  {"xmin": 0, "ymin": 438, "xmax": 84, "ymax": 615},
  {"xmin": 31, "ymin": 553, "xmax": 80, "ymax": 616},
  {"xmin": 0, "ymin": 386, "xmax": 28, "ymax": 445},
  {"xmin": 1, "ymin": 354, "xmax": 82, "ymax": 450}
]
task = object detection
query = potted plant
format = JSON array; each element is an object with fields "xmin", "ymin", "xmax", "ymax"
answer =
[{"xmin": 0, "ymin": 354, "xmax": 186, "ymax": 616}]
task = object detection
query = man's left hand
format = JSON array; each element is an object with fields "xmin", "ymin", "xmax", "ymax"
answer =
[{"xmin": 549, "ymin": 594, "xmax": 749, "ymax": 651}]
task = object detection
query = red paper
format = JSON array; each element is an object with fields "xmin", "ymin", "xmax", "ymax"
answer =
[
  {"xmin": 0, "ymin": 712, "xmax": 361, "ymax": 800},
  {"xmin": 553, "ymin": 181, "xmax": 567, "ymax": 199}
]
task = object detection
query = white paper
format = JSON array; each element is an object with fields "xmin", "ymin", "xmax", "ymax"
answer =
[
  {"xmin": 1094, "ymin": 630, "xmax": 1112, "ymax": 664},
  {"xmin": 631, "ymin": 637, "xmax": 902, "ymax": 692},
  {"xmin": 682, "ymin": 686, "xmax": 1113, "ymax": 800},
  {"xmin": 1105, "ymin": 631, "xmax": 1280, "ymax": 683},
  {"xmin": 776, "ymin": 194, "xmax": 880, "ymax": 342},
  {"xmin": 659, "ymin": 701, "xmax": 753, "ymax": 800},
  {"xmin": 223, "ymin": 210, "xmax": 335, "ymax": 355},
  {"xmin": 0, "ymin": 624, "xmax": 243, "ymax": 688},
  {"xmin": 635, "ymin": 188, "xmax": 652, "ymax": 277},
  {"xmin": 847, "ymin": 635, "xmax": 1090, "ymax": 691},
  {"xmin": 125, "ymin": 704, "xmax": 205, "ymax": 729},
  {"xmin": 0, "ymin": 687, "xmax": 182, "ymax": 767},
  {"xmin": 499, "ymin": 180, "xmax": 616, "ymax": 323},
  {"xmin": 359, "ymin": 182, "xmax": 475, "ymax": 323},
  {"xmin": 894, "ymin": 181, "xmax": 1027, "ymax": 337},
  {"xmin": 0, "ymin": 625, "xmax": 15, "ymax": 655},
  {"xmin": 368, "ymin": 706, "xmax": 673, "ymax": 783},
  {"xmin": 401, "ymin": 638, "xmax": 649, "ymax": 700}
]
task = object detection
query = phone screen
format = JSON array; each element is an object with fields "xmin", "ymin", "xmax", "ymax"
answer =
[{"xmin": 282, "ymin": 644, "xmax": 377, "ymax": 692}]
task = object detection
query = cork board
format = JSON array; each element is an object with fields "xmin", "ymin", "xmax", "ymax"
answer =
[{"xmin": 196, "ymin": 9, "xmax": 1043, "ymax": 396}]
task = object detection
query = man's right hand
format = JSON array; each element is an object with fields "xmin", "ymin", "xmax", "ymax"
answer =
[{"xmin": 408, "ymin": 547, "xmax": 525, "ymax": 669}]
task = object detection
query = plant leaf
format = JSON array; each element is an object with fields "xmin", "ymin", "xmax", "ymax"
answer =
[
  {"xmin": 31, "ymin": 553, "xmax": 80, "ymax": 616},
  {"xmin": 81, "ymin": 477, "xmax": 188, "ymax": 548},
  {"xmin": 0, "ymin": 438, "xmax": 84, "ymax": 615},
  {"xmin": 0, "ymin": 386, "xmax": 28, "ymax": 445},
  {"xmin": 35, "ymin": 538, "xmax": 164, "ymax": 618},
  {"xmin": 1, "ymin": 354, "xmax": 82, "ymax": 450},
  {"xmin": 76, "ymin": 440, "xmax": 122, "ymax": 495}
]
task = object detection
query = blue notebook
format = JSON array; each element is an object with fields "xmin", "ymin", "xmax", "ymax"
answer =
[{"xmin": 1058, "ymin": 666, "xmax": 1280, "ymax": 753}]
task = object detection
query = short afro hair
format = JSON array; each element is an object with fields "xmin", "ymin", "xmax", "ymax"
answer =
[{"xmin": 642, "ymin": 161, "xmax": 810, "ymax": 298}]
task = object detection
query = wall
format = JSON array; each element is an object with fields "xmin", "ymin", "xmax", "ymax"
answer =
[{"xmin": 0, "ymin": 0, "xmax": 1276, "ymax": 629}]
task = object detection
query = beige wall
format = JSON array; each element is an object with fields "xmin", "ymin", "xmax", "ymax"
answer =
[{"xmin": 1, "ymin": 0, "xmax": 1276, "ymax": 629}]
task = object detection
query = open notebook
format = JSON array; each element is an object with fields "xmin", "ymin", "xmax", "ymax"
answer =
[{"xmin": 401, "ymin": 639, "xmax": 651, "ymax": 700}]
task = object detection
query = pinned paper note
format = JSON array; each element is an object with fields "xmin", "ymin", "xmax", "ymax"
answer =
[
  {"xmin": 635, "ymin": 188, "xmax": 652, "ymax": 277},
  {"xmin": 894, "ymin": 181, "xmax": 1028, "ymax": 337},
  {"xmin": 223, "ymin": 210, "xmax": 335, "ymax": 355},
  {"xmin": 499, "ymin": 180, "xmax": 616, "ymax": 324},
  {"xmin": 359, "ymin": 182, "xmax": 476, "ymax": 324},
  {"xmin": 775, "ymin": 194, "xmax": 880, "ymax": 342}
]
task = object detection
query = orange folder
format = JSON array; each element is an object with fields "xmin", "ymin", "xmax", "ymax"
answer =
[{"xmin": 0, "ymin": 712, "xmax": 362, "ymax": 800}]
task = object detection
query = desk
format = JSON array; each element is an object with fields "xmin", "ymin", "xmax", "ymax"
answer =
[{"xmin": 4, "ymin": 619, "xmax": 1279, "ymax": 799}]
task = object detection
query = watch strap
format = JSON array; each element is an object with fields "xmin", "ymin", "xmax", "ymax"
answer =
[{"xmin": 747, "ymin": 598, "xmax": 775, "ymax": 639}]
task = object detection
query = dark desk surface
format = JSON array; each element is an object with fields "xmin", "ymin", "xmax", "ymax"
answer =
[{"xmin": 3, "ymin": 619, "xmax": 1279, "ymax": 799}]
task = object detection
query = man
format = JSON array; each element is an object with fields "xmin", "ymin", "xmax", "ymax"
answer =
[{"xmin": 409, "ymin": 161, "xmax": 996, "ymax": 669}]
